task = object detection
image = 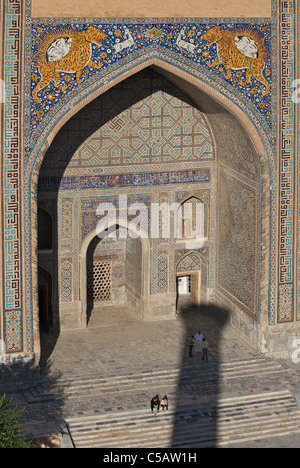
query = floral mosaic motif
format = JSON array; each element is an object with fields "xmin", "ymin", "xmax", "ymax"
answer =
[{"xmin": 30, "ymin": 21, "xmax": 272, "ymax": 131}]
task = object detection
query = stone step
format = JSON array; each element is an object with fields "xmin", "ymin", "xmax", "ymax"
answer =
[
  {"xmin": 65, "ymin": 390, "xmax": 300, "ymax": 448},
  {"xmin": 68, "ymin": 404, "xmax": 298, "ymax": 443},
  {"xmin": 67, "ymin": 411, "xmax": 300, "ymax": 447},
  {"xmin": 66, "ymin": 389, "xmax": 295, "ymax": 426},
  {"xmin": 66, "ymin": 389, "xmax": 296, "ymax": 424},
  {"xmin": 22, "ymin": 358, "xmax": 283, "ymax": 403}
]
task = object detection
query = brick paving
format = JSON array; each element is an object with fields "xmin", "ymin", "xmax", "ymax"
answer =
[{"xmin": 3, "ymin": 301, "xmax": 300, "ymax": 447}]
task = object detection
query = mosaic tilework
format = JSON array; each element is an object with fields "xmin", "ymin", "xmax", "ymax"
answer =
[
  {"xmin": 68, "ymin": 70, "xmax": 214, "ymax": 166},
  {"xmin": 278, "ymin": 283, "xmax": 294, "ymax": 323},
  {"xmin": 218, "ymin": 171, "xmax": 259, "ymax": 318},
  {"xmin": 61, "ymin": 199, "xmax": 73, "ymax": 240},
  {"xmin": 80, "ymin": 195, "xmax": 152, "ymax": 243},
  {"xmin": 4, "ymin": 310, "xmax": 23, "ymax": 353},
  {"xmin": 1, "ymin": 0, "xmax": 25, "ymax": 352},
  {"xmin": 2, "ymin": 0, "xmax": 299, "ymax": 363},
  {"xmin": 157, "ymin": 252, "xmax": 169, "ymax": 293},
  {"xmin": 176, "ymin": 252, "xmax": 202, "ymax": 272},
  {"xmin": 38, "ymin": 169, "xmax": 210, "ymax": 191},
  {"xmin": 60, "ymin": 259, "xmax": 73, "ymax": 302},
  {"xmin": 175, "ymin": 248, "xmax": 209, "ymax": 264},
  {"xmin": 277, "ymin": 0, "xmax": 296, "ymax": 323},
  {"xmin": 211, "ymin": 111, "xmax": 260, "ymax": 182},
  {"xmin": 29, "ymin": 20, "xmax": 272, "ymax": 135},
  {"xmin": 112, "ymin": 261, "xmax": 125, "ymax": 282},
  {"xmin": 38, "ymin": 68, "xmax": 214, "ymax": 169}
]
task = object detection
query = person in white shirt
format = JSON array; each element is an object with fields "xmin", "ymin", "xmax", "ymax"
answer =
[{"xmin": 194, "ymin": 331, "xmax": 203, "ymax": 354}]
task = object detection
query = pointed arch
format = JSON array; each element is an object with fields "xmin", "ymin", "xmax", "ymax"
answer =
[
  {"xmin": 79, "ymin": 218, "xmax": 151, "ymax": 327},
  {"xmin": 25, "ymin": 53, "xmax": 273, "ymax": 358}
]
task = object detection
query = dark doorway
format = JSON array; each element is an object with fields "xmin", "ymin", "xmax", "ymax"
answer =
[{"xmin": 38, "ymin": 267, "xmax": 53, "ymax": 332}]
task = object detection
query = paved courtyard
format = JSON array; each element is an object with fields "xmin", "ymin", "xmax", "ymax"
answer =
[{"xmin": 3, "ymin": 299, "xmax": 300, "ymax": 448}]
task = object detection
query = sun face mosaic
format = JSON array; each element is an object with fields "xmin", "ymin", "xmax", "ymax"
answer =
[{"xmin": 30, "ymin": 21, "xmax": 272, "ymax": 133}]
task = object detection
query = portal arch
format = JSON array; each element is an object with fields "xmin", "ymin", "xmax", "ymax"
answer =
[{"xmin": 27, "ymin": 54, "xmax": 273, "ymax": 358}]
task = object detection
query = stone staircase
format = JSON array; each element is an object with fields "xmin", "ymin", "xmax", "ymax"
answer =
[
  {"xmin": 21, "ymin": 357, "xmax": 285, "ymax": 403},
  {"xmin": 65, "ymin": 390, "xmax": 300, "ymax": 448},
  {"xmin": 18, "ymin": 356, "xmax": 300, "ymax": 447}
]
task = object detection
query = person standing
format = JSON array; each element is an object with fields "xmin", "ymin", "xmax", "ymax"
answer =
[
  {"xmin": 202, "ymin": 337, "xmax": 209, "ymax": 361},
  {"xmin": 194, "ymin": 330, "xmax": 203, "ymax": 354},
  {"xmin": 188, "ymin": 335, "xmax": 195, "ymax": 358}
]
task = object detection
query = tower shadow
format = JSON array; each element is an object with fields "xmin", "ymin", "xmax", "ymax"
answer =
[{"xmin": 171, "ymin": 302, "xmax": 230, "ymax": 448}]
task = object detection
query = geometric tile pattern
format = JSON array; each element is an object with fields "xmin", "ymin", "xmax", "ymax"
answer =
[
  {"xmin": 4, "ymin": 310, "xmax": 23, "ymax": 353},
  {"xmin": 60, "ymin": 259, "xmax": 73, "ymax": 302},
  {"xmin": 2, "ymin": 0, "xmax": 299, "ymax": 361},
  {"xmin": 39, "ymin": 69, "xmax": 214, "ymax": 168},
  {"xmin": 61, "ymin": 200, "xmax": 73, "ymax": 240},
  {"xmin": 211, "ymin": 112, "xmax": 260, "ymax": 181},
  {"xmin": 217, "ymin": 172, "xmax": 259, "ymax": 317},
  {"xmin": 157, "ymin": 253, "xmax": 169, "ymax": 293},
  {"xmin": 176, "ymin": 252, "xmax": 202, "ymax": 272},
  {"xmin": 278, "ymin": 283, "xmax": 293, "ymax": 323},
  {"xmin": 277, "ymin": 0, "xmax": 296, "ymax": 323}
]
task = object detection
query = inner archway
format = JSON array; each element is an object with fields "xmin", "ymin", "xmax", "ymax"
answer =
[
  {"xmin": 84, "ymin": 225, "xmax": 148, "ymax": 327},
  {"xmin": 80, "ymin": 219, "xmax": 151, "ymax": 328}
]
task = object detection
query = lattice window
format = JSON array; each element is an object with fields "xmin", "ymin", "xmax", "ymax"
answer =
[{"xmin": 87, "ymin": 261, "xmax": 112, "ymax": 302}]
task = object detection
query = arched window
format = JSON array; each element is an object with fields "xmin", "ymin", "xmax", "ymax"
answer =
[
  {"xmin": 177, "ymin": 197, "xmax": 208, "ymax": 241},
  {"xmin": 38, "ymin": 207, "xmax": 53, "ymax": 250}
]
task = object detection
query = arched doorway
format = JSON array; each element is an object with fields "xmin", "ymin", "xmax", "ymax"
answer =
[
  {"xmin": 80, "ymin": 219, "xmax": 151, "ymax": 328},
  {"xmin": 38, "ymin": 207, "xmax": 53, "ymax": 251},
  {"xmin": 29, "ymin": 58, "xmax": 272, "ymax": 361},
  {"xmin": 38, "ymin": 266, "xmax": 53, "ymax": 332},
  {"xmin": 176, "ymin": 252, "xmax": 207, "ymax": 309}
]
